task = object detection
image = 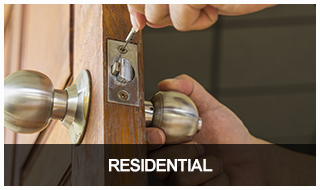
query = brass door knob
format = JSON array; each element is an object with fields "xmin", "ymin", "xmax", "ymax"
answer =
[
  {"xmin": 4, "ymin": 70, "xmax": 91, "ymax": 144},
  {"xmin": 145, "ymin": 91, "xmax": 202, "ymax": 144}
]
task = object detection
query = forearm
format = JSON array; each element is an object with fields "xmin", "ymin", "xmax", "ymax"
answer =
[{"xmin": 253, "ymin": 137, "xmax": 316, "ymax": 185}]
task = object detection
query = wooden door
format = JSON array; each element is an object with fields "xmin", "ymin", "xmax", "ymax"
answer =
[{"xmin": 4, "ymin": 4, "xmax": 147, "ymax": 185}]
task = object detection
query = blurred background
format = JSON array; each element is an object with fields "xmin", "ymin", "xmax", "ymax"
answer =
[{"xmin": 143, "ymin": 4, "xmax": 316, "ymax": 144}]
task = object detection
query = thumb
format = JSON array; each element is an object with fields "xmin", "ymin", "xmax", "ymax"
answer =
[
  {"xmin": 158, "ymin": 74, "xmax": 222, "ymax": 114},
  {"xmin": 158, "ymin": 74, "xmax": 253, "ymax": 144}
]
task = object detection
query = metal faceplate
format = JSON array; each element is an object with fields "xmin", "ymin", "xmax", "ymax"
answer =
[{"xmin": 107, "ymin": 39, "xmax": 139, "ymax": 107}]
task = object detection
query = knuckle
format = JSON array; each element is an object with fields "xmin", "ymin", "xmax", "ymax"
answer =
[
  {"xmin": 128, "ymin": 4, "xmax": 145, "ymax": 14},
  {"xmin": 171, "ymin": 19, "xmax": 190, "ymax": 31},
  {"xmin": 205, "ymin": 155, "xmax": 223, "ymax": 174},
  {"xmin": 176, "ymin": 74, "xmax": 191, "ymax": 79},
  {"xmin": 145, "ymin": 5, "xmax": 162, "ymax": 24},
  {"xmin": 173, "ymin": 24, "xmax": 191, "ymax": 32},
  {"xmin": 219, "ymin": 172, "xmax": 230, "ymax": 185},
  {"xmin": 145, "ymin": 13, "xmax": 162, "ymax": 24},
  {"xmin": 170, "ymin": 172, "xmax": 188, "ymax": 186},
  {"xmin": 201, "ymin": 173, "xmax": 230, "ymax": 186}
]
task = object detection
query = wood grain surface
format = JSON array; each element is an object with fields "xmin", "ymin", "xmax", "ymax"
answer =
[
  {"xmin": 102, "ymin": 5, "xmax": 147, "ymax": 185},
  {"xmin": 20, "ymin": 145, "xmax": 72, "ymax": 185},
  {"xmin": 72, "ymin": 4, "xmax": 147, "ymax": 185},
  {"xmin": 102, "ymin": 5, "xmax": 144, "ymax": 144}
]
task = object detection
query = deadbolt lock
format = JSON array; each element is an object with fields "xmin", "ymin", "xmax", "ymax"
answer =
[{"xmin": 4, "ymin": 70, "xmax": 91, "ymax": 144}]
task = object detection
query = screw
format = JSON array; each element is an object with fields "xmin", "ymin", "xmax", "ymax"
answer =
[
  {"xmin": 118, "ymin": 90, "xmax": 129, "ymax": 100},
  {"xmin": 117, "ymin": 45, "xmax": 128, "ymax": 54}
]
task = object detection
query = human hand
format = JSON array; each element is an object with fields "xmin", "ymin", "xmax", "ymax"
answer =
[
  {"xmin": 148, "ymin": 74, "xmax": 256, "ymax": 145},
  {"xmin": 127, "ymin": 4, "xmax": 276, "ymax": 31},
  {"xmin": 146, "ymin": 74, "xmax": 267, "ymax": 185},
  {"xmin": 146, "ymin": 74, "xmax": 315, "ymax": 185}
]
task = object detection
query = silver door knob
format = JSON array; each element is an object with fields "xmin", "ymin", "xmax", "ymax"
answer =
[
  {"xmin": 145, "ymin": 91, "xmax": 202, "ymax": 144},
  {"xmin": 4, "ymin": 70, "xmax": 91, "ymax": 144}
]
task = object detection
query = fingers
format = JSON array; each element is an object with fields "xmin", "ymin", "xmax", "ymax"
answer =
[
  {"xmin": 158, "ymin": 74, "xmax": 254, "ymax": 144},
  {"xmin": 127, "ymin": 4, "xmax": 147, "ymax": 30},
  {"xmin": 169, "ymin": 4, "xmax": 218, "ymax": 31},
  {"xmin": 158, "ymin": 74, "xmax": 222, "ymax": 114},
  {"xmin": 167, "ymin": 155, "xmax": 224, "ymax": 185},
  {"xmin": 128, "ymin": 4, "xmax": 170, "ymax": 30},
  {"xmin": 211, "ymin": 4, "xmax": 276, "ymax": 16},
  {"xmin": 145, "ymin": 4, "xmax": 172, "ymax": 28},
  {"xmin": 200, "ymin": 172, "xmax": 230, "ymax": 186},
  {"xmin": 148, "ymin": 143, "xmax": 205, "ymax": 179},
  {"xmin": 128, "ymin": 4, "xmax": 219, "ymax": 31},
  {"xmin": 128, "ymin": 4, "xmax": 277, "ymax": 31},
  {"xmin": 146, "ymin": 127, "xmax": 166, "ymax": 151},
  {"xmin": 128, "ymin": 4, "xmax": 145, "ymax": 14}
]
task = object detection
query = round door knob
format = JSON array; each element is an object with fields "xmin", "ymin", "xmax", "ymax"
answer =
[
  {"xmin": 145, "ymin": 91, "xmax": 202, "ymax": 144},
  {"xmin": 4, "ymin": 70, "xmax": 91, "ymax": 144},
  {"xmin": 5, "ymin": 70, "xmax": 56, "ymax": 133}
]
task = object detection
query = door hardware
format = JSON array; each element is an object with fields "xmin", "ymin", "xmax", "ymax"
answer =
[
  {"xmin": 111, "ymin": 58, "xmax": 135, "ymax": 83},
  {"xmin": 4, "ymin": 70, "xmax": 91, "ymax": 144},
  {"xmin": 4, "ymin": 71, "xmax": 200, "ymax": 144},
  {"xmin": 117, "ymin": 45, "xmax": 128, "ymax": 54},
  {"xmin": 122, "ymin": 27, "xmax": 139, "ymax": 50},
  {"xmin": 145, "ymin": 91, "xmax": 202, "ymax": 144},
  {"xmin": 107, "ymin": 39, "xmax": 139, "ymax": 107}
]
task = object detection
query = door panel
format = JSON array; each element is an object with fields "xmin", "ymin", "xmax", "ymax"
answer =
[
  {"xmin": 4, "ymin": 4, "xmax": 73, "ymax": 185},
  {"xmin": 36, "ymin": 121, "xmax": 70, "ymax": 144},
  {"xmin": 73, "ymin": 4, "xmax": 104, "ymax": 144},
  {"xmin": 14, "ymin": 4, "xmax": 71, "ymax": 145},
  {"xmin": 4, "ymin": 4, "xmax": 147, "ymax": 186},
  {"xmin": 20, "ymin": 145, "xmax": 71, "ymax": 185},
  {"xmin": 20, "ymin": 4, "xmax": 71, "ymax": 88}
]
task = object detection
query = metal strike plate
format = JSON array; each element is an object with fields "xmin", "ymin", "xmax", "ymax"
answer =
[{"xmin": 107, "ymin": 39, "xmax": 139, "ymax": 106}]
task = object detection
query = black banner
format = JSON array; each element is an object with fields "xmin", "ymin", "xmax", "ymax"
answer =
[{"xmin": 4, "ymin": 144, "xmax": 316, "ymax": 186}]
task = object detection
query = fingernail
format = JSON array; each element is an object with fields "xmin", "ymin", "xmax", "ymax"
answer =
[
  {"xmin": 130, "ymin": 13, "xmax": 140, "ymax": 30},
  {"xmin": 158, "ymin": 78, "xmax": 178, "ymax": 86},
  {"xmin": 161, "ymin": 78, "xmax": 176, "ymax": 83},
  {"xmin": 147, "ymin": 131, "xmax": 165, "ymax": 144}
]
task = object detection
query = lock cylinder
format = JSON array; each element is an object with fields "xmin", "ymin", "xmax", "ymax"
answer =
[{"xmin": 145, "ymin": 91, "xmax": 202, "ymax": 144}]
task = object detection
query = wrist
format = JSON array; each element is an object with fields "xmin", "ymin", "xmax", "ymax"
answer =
[{"xmin": 253, "ymin": 140, "xmax": 315, "ymax": 185}]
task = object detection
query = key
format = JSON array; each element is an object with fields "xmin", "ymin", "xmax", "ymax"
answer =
[
  {"xmin": 123, "ymin": 27, "xmax": 138, "ymax": 50},
  {"xmin": 117, "ymin": 27, "xmax": 139, "ymax": 61}
]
